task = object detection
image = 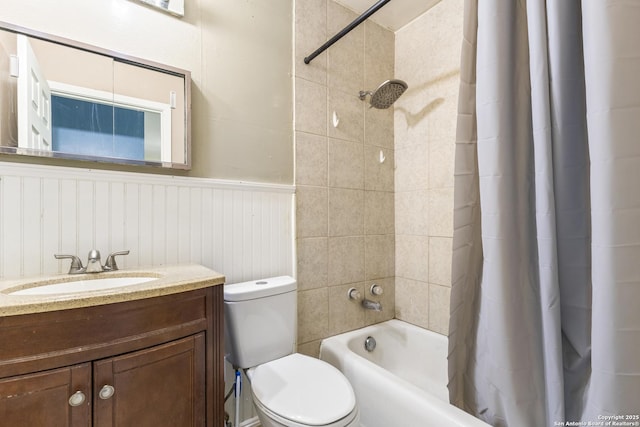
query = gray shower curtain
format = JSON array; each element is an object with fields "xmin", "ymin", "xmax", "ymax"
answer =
[{"xmin": 448, "ymin": 1, "xmax": 640, "ymax": 426}]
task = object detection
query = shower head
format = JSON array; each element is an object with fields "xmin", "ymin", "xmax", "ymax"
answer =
[{"xmin": 359, "ymin": 79, "xmax": 408, "ymax": 109}]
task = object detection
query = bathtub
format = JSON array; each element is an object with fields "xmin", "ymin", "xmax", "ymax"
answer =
[{"xmin": 319, "ymin": 319, "xmax": 489, "ymax": 427}]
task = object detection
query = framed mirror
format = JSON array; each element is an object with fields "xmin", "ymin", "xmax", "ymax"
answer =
[{"xmin": 0, "ymin": 21, "xmax": 191, "ymax": 169}]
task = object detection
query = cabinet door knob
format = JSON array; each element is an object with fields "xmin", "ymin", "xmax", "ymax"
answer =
[
  {"xmin": 99, "ymin": 384, "xmax": 115, "ymax": 400},
  {"xmin": 68, "ymin": 391, "xmax": 86, "ymax": 407}
]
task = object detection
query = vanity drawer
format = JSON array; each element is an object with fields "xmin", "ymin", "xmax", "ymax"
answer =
[{"xmin": 0, "ymin": 287, "xmax": 211, "ymax": 378}]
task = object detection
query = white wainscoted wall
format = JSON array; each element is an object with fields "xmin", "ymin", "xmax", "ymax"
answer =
[{"xmin": 0, "ymin": 162, "xmax": 295, "ymax": 283}]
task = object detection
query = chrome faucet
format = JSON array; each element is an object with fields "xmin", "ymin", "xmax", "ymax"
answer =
[
  {"xmin": 85, "ymin": 249, "xmax": 103, "ymax": 273},
  {"xmin": 361, "ymin": 298, "xmax": 382, "ymax": 312},
  {"xmin": 348, "ymin": 286, "xmax": 383, "ymax": 311},
  {"xmin": 55, "ymin": 250, "xmax": 130, "ymax": 274}
]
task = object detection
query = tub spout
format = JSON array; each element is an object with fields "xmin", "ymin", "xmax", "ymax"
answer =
[{"xmin": 362, "ymin": 298, "xmax": 382, "ymax": 312}]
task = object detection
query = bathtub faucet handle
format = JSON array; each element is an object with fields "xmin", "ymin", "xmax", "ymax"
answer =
[
  {"xmin": 347, "ymin": 287, "xmax": 362, "ymax": 301},
  {"xmin": 370, "ymin": 284, "xmax": 383, "ymax": 296}
]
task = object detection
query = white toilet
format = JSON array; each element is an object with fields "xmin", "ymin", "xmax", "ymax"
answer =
[{"xmin": 224, "ymin": 276, "xmax": 360, "ymax": 427}]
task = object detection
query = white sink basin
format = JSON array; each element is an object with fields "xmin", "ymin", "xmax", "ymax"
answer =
[{"xmin": 8, "ymin": 276, "xmax": 157, "ymax": 296}]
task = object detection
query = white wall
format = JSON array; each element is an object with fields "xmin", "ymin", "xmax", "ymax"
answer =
[
  {"xmin": 0, "ymin": 162, "xmax": 294, "ymax": 283},
  {"xmin": 0, "ymin": 0, "xmax": 293, "ymax": 183}
]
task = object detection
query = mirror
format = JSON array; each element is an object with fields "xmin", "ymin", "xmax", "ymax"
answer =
[
  {"xmin": 0, "ymin": 22, "xmax": 190, "ymax": 169},
  {"xmin": 132, "ymin": 0, "xmax": 185, "ymax": 17}
]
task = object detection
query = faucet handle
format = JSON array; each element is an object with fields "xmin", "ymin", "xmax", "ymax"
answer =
[
  {"xmin": 54, "ymin": 254, "xmax": 85, "ymax": 274},
  {"xmin": 347, "ymin": 287, "xmax": 362, "ymax": 300},
  {"xmin": 370, "ymin": 284, "xmax": 383, "ymax": 296},
  {"xmin": 104, "ymin": 250, "xmax": 130, "ymax": 271}
]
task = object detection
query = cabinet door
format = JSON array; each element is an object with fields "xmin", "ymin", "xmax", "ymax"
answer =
[
  {"xmin": 0, "ymin": 363, "xmax": 91, "ymax": 427},
  {"xmin": 93, "ymin": 333, "xmax": 206, "ymax": 427}
]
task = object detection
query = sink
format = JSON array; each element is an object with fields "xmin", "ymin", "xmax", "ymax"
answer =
[{"xmin": 8, "ymin": 276, "xmax": 157, "ymax": 296}]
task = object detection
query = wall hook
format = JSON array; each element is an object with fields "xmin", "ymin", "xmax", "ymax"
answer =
[
  {"xmin": 379, "ymin": 150, "xmax": 386, "ymax": 163},
  {"xmin": 332, "ymin": 111, "xmax": 340, "ymax": 128}
]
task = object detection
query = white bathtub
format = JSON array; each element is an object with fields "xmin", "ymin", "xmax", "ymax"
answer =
[{"xmin": 320, "ymin": 319, "xmax": 489, "ymax": 427}]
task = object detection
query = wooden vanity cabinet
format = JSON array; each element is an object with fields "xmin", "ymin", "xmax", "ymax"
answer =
[
  {"xmin": 0, "ymin": 286, "xmax": 224, "ymax": 427},
  {"xmin": 93, "ymin": 334, "xmax": 205, "ymax": 427},
  {"xmin": 0, "ymin": 363, "xmax": 91, "ymax": 426}
]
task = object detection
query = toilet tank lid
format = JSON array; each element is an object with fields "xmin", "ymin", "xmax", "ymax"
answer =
[{"xmin": 224, "ymin": 276, "xmax": 296, "ymax": 302}]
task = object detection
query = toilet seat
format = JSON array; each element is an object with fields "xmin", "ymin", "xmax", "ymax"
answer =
[
  {"xmin": 249, "ymin": 353, "xmax": 357, "ymax": 426},
  {"xmin": 253, "ymin": 397, "xmax": 359, "ymax": 427}
]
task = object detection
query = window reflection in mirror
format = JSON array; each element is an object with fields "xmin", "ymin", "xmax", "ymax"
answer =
[
  {"xmin": 0, "ymin": 23, "xmax": 190, "ymax": 169},
  {"xmin": 51, "ymin": 96, "xmax": 165, "ymax": 162}
]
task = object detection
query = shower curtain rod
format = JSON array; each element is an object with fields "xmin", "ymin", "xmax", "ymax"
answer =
[{"xmin": 304, "ymin": 0, "xmax": 392, "ymax": 64}]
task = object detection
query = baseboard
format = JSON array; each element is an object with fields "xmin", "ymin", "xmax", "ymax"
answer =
[{"xmin": 239, "ymin": 417, "xmax": 261, "ymax": 427}]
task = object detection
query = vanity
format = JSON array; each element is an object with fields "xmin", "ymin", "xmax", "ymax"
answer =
[{"xmin": 0, "ymin": 265, "xmax": 225, "ymax": 426}]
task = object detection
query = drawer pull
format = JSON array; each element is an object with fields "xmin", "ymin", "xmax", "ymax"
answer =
[
  {"xmin": 68, "ymin": 391, "xmax": 86, "ymax": 407},
  {"xmin": 99, "ymin": 384, "xmax": 115, "ymax": 400}
]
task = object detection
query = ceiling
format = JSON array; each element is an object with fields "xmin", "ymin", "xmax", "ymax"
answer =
[{"xmin": 334, "ymin": 0, "xmax": 442, "ymax": 32}]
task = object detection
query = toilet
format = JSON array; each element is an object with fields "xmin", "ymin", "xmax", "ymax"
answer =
[{"xmin": 224, "ymin": 276, "xmax": 360, "ymax": 427}]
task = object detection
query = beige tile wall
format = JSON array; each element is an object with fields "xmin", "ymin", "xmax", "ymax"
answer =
[
  {"xmin": 294, "ymin": 0, "xmax": 396, "ymax": 356},
  {"xmin": 295, "ymin": 0, "xmax": 463, "ymax": 346},
  {"xmin": 393, "ymin": 0, "xmax": 463, "ymax": 335}
]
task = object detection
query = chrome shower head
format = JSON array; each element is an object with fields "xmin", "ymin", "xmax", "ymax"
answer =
[{"xmin": 359, "ymin": 79, "xmax": 408, "ymax": 109}]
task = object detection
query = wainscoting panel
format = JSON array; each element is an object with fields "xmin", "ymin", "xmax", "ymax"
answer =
[{"xmin": 0, "ymin": 162, "xmax": 295, "ymax": 283}]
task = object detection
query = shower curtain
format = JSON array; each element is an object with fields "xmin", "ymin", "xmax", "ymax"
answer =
[{"xmin": 448, "ymin": 1, "xmax": 640, "ymax": 426}]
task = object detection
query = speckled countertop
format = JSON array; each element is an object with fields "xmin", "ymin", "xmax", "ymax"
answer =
[{"xmin": 0, "ymin": 264, "xmax": 225, "ymax": 317}]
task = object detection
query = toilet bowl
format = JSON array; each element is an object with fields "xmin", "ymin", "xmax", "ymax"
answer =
[
  {"xmin": 224, "ymin": 277, "xmax": 359, "ymax": 427},
  {"xmin": 248, "ymin": 354, "xmax": 359, "ymax": 427}
]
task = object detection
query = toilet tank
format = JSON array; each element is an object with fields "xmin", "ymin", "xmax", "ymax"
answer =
[{"xmin": 224, "ymin": 276, "xmax": 297, "ymax": 369}]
